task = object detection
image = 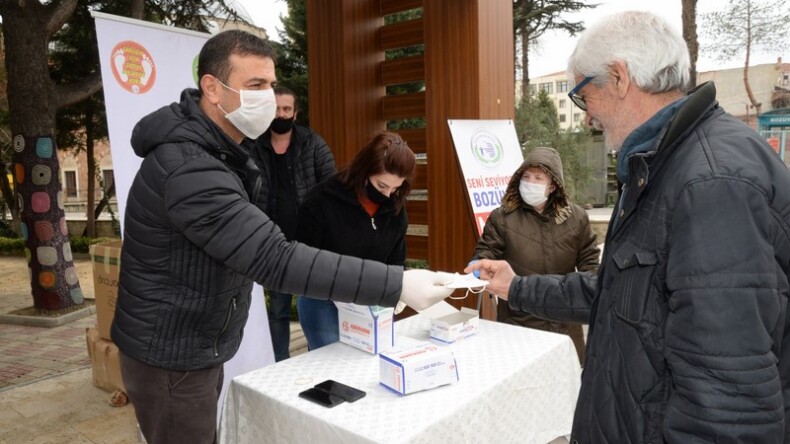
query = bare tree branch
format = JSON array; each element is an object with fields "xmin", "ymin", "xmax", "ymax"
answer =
[
  {"xmin": 55, "ymin": 72, "xmax": 102, "ymax": 110},
  {"xmin": 44, "ymin": 0, "xmax": 78, "ymax": 37}
]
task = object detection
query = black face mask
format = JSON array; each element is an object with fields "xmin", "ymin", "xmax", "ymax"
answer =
[
  {"xmin": 365, "ymin": 181, "xmax": 391, "ymax": 204},
  {"xmin": 270, "ymin": 116, "xmax": 295, "ymax": 134}
]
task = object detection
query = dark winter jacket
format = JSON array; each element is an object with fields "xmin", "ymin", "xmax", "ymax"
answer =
[
  {"xmin": 295, "ymin": 177, "xmax": 407, "ymax": 265},
  {"xmin": 250, "ymin": 125, "xmax": 335, "ymax": 213},
  {"xmin": 474, "ymin": 147, "xmax": 599, "ymax": 277},
  {"xmin": 474, "ymin": 147, "xmax": 599, "ymax": 361},
  {"xmin": 112, "ymin": 89, "xmax": 402, "ymax": 371},
  {"xmin": 509, "ymin": 82, "xmax": 790, "ymax": 442}
]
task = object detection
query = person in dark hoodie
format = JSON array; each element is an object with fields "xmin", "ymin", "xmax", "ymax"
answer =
[
  {"xmin": 472, "ymin": 147, "xmax": 599, "ymax": 363},
  {"xmin": 113, "ymin": 30, "xmax": 453, "ymax": 444},
  {"xmin": 250, "ymin": 86, "xmax": 336, "ymax": 362},
  {"xmin": 295, "ymin": 132, "xmax": 415, "ymax": 350},
  {"xmin": 468, "ymin": 11, "xmax": 790, "ymax": 443}
]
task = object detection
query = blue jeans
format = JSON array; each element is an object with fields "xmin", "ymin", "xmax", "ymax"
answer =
[
  {"xmin": 267, "ymin": 291, "xmax": 293, "ymax": 361},
  {"xmin": 297, "ymin": 296, "xmax": 339, "ymax": 350}
]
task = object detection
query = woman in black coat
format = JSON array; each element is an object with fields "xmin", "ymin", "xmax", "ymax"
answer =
[{"xmin": 295, "ymin": 132, "xmax": 416, "ymax": 349}]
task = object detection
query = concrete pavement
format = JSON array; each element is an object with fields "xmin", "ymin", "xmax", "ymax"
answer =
[{"xmin": 0, "ymin": 255, "xmax": 307, "ymax": 443}]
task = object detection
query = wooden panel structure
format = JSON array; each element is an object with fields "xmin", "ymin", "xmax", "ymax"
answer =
[
  {"xmin": 379, "ymin": 18, "xmax": 424, "ymax": 50},
  {"xmin": 308, "ymin": 0, "xmax": 514, "ymax": 319},
  {"xmin": 381, "ymin": 92, "xmax": 426, "ymax": 121},
  {"xmin": 307, "ymin": 1, "xmax": 386, "ymax": 166},
  {"xmin": 396, "ymin": 127, "xmax": 426, "ymax": 154},
  {"xmin": 380, "ymin": 55, "xmax": 425, "ymax": 86},
  {"xmin": 405, "ymin": 199, "xmax": 428, "ymax": 225},
  {"xmin": 405, "ymin": 234, "xmax": 428, "ymax": 260},
  {"xmin": 379, "ymin": 0, "xmax": 422, "ymax": 15}
]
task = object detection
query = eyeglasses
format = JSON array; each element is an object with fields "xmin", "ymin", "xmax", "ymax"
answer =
[{"xmin": 568, "ymin": 76, "xmax": 594, "ymax": 111}]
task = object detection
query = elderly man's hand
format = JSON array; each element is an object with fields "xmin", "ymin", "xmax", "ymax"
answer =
[
  {"xmin": 464, "ymin": 259, "xmax": 515, "ymax": 300},
  {"xmin": 397, "ymin": 270, "xmax": 455, "ymax": 313}
]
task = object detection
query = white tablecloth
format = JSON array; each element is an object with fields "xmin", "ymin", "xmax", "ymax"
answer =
[{"xmin": 219, "ymin": 316, "xmax": 581, "ymax": 444}]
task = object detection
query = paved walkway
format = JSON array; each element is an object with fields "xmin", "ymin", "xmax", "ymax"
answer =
[{"xmin": 0, "ymin": 255, "xmax": 307, "ymax": 443}]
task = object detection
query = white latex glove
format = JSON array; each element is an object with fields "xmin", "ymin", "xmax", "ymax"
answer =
[{"xmin": 397, "ymin": 269, "xmax": 455, "ymax": 313}]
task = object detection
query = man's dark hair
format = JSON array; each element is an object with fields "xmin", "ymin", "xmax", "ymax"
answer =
[
  {"xmin": 274, "ymin": 86, "xmax": 298, "ymax": 111},
  {"xmin": 197, "ymin": 30, "xmax": 275, "ymax": 92}
]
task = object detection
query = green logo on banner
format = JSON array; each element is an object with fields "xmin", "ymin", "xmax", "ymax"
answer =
[
  {"xmin": 470, "ymin": 130, "xmax": 504, "ymax": 168},
  {"xmin": 192, "ymin": 55, "xmax": 199, "ymax": 86}
]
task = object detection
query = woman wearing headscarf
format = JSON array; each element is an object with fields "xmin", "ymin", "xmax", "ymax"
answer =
[{"xmin": 473, "ymin": 147, "xmax": 600, "ymax": 363}]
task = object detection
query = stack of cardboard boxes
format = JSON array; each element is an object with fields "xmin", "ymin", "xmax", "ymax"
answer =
[{"xmin": 86, "ymin": 240, "xmax": 125, "ymax": 394}]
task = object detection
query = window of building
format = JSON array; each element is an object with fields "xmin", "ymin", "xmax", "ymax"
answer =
[
  {"xmin": 557, "ymin": 80, "xmax": 569, "ymax": 93},
  {"xmin": 573, "ymin": 113, "xmax": 581, "ymax": 122},
  {"xmin": 529, "ymin": 84, "xmax": 536, "ymax": 96},
  {"xmin": 64, "ymin": 170, "xmax": 77, "ymax": 198},
  {"xmin": 102, "ymin": 169, "xmax": 115, "ymax": 194},
  {"xmin": 539, "ymin": 82, "xmax": 553, "ymax": 94},
  {"xmin": 559, "ymin": 114, "xmax": 567, "ymax": 123},
  {"xmin": 559, "ymin": 99, "xmax": 566, "ymax": 108}
]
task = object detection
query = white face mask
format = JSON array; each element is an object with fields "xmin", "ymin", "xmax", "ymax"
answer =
[
  {"xmin": 519, "ymin": 180, "xmax": 548, "ymax": 208},
  {"xmin": 217, "ymin": 81, "xmax": 276, "ymax": 139}
]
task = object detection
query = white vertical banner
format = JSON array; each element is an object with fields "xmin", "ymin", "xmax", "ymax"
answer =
[
  {"xmin": 93, "ymin": 11, "xmax": 209, "ymax": 228},
  {"xmin": 92, "ymin": 12, "xmax": 274, "ymax": 424},
  {"xmin": 447, "ymin": 120, "xmax": 524, "ymax": 236}
]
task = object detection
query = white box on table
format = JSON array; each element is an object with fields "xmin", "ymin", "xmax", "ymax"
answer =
[
  {"xmin": 335, "ymin": 302, "xmax": 394, "ymax": 354},
  {"xmin": 379, "ymin": 343, "xmax": 458, "ymax": 395},
  {"xmin": 429, "ymin": 307, "xmax": 479, "ymax": 343}
]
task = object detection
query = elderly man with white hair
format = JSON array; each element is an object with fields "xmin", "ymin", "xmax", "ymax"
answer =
[{"xmin": 469, "ymin": 11, "xmax": 790, "ymax": 443}]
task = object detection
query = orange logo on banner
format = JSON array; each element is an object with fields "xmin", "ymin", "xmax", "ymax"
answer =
[{"xmin": 110, "ymin": 41, "xmax": 156, "ymax": 94}]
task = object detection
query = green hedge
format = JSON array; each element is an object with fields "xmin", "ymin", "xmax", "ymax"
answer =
[
  {"xmin": 0, "ymin": 236, "xmax": 119, "ymax": 256},
  {"xmin": 0, "ymin": 237, "xmax": 25, "ymax": 255}
]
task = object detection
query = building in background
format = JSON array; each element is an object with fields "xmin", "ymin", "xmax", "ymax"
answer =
[
  {"xmin": 529, "ymin": 58, "xmax": 790, "ymax": 133},
  {"xmin": 526, "ymin": 58, "xmax": 790, "ymax": 206},
  {"xmin": 524, "ymin": 71, "xmax": 585, "ymax": 131},
  {"xmin": 699, "ymin": 58, "xmax": 789, "ymax": 129}
]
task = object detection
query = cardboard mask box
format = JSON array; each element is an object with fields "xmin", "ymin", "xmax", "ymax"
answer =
[
  {"xmin": 86, "ymin": 327, "xmax": 125, "ymax": 393},
  {"xmin": 379, "ymin": 343, "xmax": 458, "ymax": 395},
  {"xmin": 335, "ymin": 302, "xmax": 394, "ymax": 355},
  {"xmin": 418, "ymin": 302, "xmax": 480, "ymax": 344},
  {"xmin": 89, "ymin": 240, "xmax": 122, "ymax": 340},
  {"xmin": 430, "ymin": 307, "xmax": 480, "ymax": 343}
]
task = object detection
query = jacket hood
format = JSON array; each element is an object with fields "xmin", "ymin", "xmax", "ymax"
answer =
[
  {"xmin": 130, "ymin": 88, "xmax": 228, "ymax": 159},
  {"xmin": 501, "ymin": 147, "xmax": 569, "ymax": 219}
]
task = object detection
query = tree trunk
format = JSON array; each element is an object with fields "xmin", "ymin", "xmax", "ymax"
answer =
[
  {"xmin": 85, "ymin": 104, "xmax": 96, "ymax": 238},
  {"xmin": 0, "ymin": 165, "xmax": 21, "ymax": 235},
  {"xmin": 82, "ymin": 181, "xmax": 115, "ymax": 237},
  {"xmin": 681, "ymin": 0, "xmax": 699, "ymax": 87},
  {"xmin": 743, "ymin": 6, "xmax": 761, "ymax": 116},
  {"xmin": 519, "ymin": 21, "xmax": 529, "ymax": 100},
  {"xmin": 3, "ymin": 2, "xmax": 84, "ymax": 313}
]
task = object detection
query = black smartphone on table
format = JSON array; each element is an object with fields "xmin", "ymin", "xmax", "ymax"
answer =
[
  {"xmin": 298, "ymin": 387, "xmax": 345, "ymax": 408},
  {"xmin": 314, "ymin": 379, "xmax": 367, "ymax": 403}
]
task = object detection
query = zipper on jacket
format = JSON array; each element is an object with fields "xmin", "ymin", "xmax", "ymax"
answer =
[
  {"xmin": 213, "ymin": 297, "xmax": 237, "ymax": 357},
  {"xmin": 371, "ymin": 217, "xmax": 377, "ymax": 230}
]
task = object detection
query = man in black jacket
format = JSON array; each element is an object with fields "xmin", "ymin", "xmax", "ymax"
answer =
[
  {"xmin": 114, "ymin": 30, "xmax": 453, "ymax": 444},
  {"xmin": 469, "ymin": 11, "xmax": 790, "ymax": 443},
  {"xmin": 251, "ymin": 86, "xmax": 335, "ymax": 362}
]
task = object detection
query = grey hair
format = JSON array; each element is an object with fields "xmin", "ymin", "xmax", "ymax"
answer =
[{"xmin": 567, "ymin": 11, "xmax": 691, "ymax": 93}]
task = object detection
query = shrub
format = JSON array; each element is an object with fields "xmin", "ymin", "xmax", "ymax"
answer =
[
  {"xmin": 0, "ymin": 237, "xmax": 25, "ymax": 255},
  {"xmin": 0, "ymin": 236, "xmax": 119, "ymax": 255},
  {"xmin": 69, "ymin": 236, "xmax": 118, "ymax": 254}
]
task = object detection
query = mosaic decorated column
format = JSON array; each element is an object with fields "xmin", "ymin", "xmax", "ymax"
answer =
[{"xmin": 13, "ymin": 134, "xmax": 84, "ymax": 313}]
